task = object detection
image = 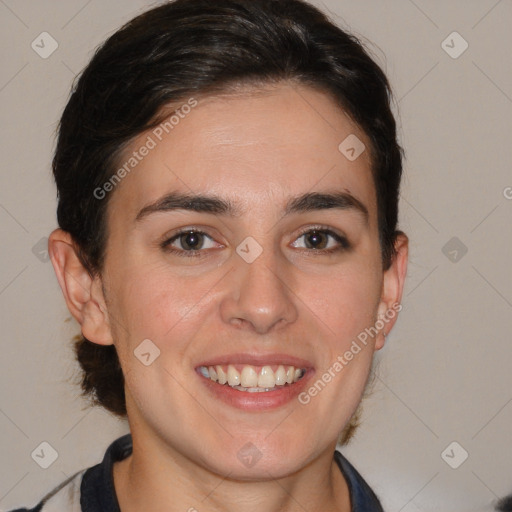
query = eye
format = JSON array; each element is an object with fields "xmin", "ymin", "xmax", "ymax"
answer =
[
  {"xmin": 291, "ymin": 228, "xmax": 350, "ymax": 252},
  {"xmin": 161, "ymin": 229, "xmax": 219, "ymax": 255}
]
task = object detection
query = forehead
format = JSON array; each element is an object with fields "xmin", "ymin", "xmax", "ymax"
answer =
[{"xmin": 107, "ymin": 82, "xmax": 377, "ymax": 223}]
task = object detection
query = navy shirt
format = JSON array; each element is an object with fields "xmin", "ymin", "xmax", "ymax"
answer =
[{"xmin": 10, "ymin": 434, "xmax": 384, "ymax": 511}]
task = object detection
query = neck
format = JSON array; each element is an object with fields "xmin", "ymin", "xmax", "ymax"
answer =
[{"xmin": 113, "ymin": 434, "xmax": 351, "ymax": 512}]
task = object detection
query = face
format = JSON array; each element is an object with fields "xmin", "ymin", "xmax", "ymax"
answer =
[{"xmin": 90, "ymin": 82, "xmax": 404, "ymax": 478}]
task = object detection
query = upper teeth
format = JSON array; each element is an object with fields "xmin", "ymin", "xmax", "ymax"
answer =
[{"xmin": 198, "ymin": 364, "xmax": 305, "ymax": 389}]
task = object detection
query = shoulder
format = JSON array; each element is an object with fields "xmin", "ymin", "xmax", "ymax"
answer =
[
  {"xmin": 7, "ymin": 434, "xmax": 132, "ymax": 512},
  {"xmin": 7, "ymin": 470, "xmax": 85, "ymax": 512},
  {"xmin": 334, "ymin": 450, "xmax": 384, "ymax": 512}
]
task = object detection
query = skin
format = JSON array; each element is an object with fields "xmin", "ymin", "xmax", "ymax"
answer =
[{"xmin": 49, "ymin": 82, "xmax": 408, "ymax": 512}]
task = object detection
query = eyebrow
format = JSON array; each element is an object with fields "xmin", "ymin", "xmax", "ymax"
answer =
[{"xmin": 135, "ymin": 191, "xmax": 369, "ymax": 224}]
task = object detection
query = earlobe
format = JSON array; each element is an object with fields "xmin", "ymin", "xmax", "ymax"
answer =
[
  {"xmin": 48, "ymin": 228, "xmax": 113, "ymax": 346},
  {"xmin": 374, "ymin": 232, "xmax": 409, "ymax": 350}
]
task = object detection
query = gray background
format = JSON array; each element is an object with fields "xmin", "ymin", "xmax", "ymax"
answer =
[{"xmin": 0, "ymin": 1, "xmax": 511, "ymax": 511}]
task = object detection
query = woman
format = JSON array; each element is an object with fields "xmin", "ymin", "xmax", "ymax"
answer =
[{"xmin": 11, "ymin": 0, "xmax": 408, "ymax": 510}]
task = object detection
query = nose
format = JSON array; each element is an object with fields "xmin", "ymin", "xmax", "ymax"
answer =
[{"xmin": 219, "ymin": 244, "xmax": 298, "ymax": 334}]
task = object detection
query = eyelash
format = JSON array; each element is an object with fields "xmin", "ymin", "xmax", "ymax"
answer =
[{"xmin": 160, "ymin": 225, "xmax": 351, "ymax": 257}]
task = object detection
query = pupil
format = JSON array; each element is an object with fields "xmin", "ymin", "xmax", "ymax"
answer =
[
  {"xmin": 182, "ymin": 231, "xmax": 202, "ymax": 250},
  {"xmin": 306, "ymin": 230, "xmax": 326, "ymax": 249}
]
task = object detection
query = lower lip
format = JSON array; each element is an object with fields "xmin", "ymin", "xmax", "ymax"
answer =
[{"xmin": 196, "ymin": 369, "xmax": 314, "ymax": 411}]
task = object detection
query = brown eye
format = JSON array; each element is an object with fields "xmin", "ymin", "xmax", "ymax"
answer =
[
  {"xmin": 179, "ymin": 231, "xmax": 205, "ymax": 250},
  {"xmin": 304, "ymin": 230, "xmax": 328, "ymax": 249},
  {"xmin": 162, "ymin": 230, "xmax": 218, "ymax": 254},
  {"xmin": 291, "ymin": 228, "xmax": 350, "ymax": 252}
]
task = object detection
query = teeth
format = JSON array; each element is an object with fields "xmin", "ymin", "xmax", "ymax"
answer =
[
  {"xmin": 231, "ymin": 386, "xmax": 275, "ymax": 392},
  {"xmin": 198, "ymin": 363, "xmax": 306, "ymax": 391},
  {"xmin": 240, "ymin": 366, "xmax": 258, "ymax": 387},
  {"xmin": 216, "ymin": 365, "xmax": 227, "ymax": 385},
  {"xmin": 258, "ymin": 366, "xmax": 275, "ymax": 388},
  {"xmin": 275, "ymin": 365, "xmax": 287, "ymax": 386},
  {"xmin": 227, "ymin": 364, "xmax": 241, "ymax": 386}
]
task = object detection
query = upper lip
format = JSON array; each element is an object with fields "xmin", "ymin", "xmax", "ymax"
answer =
[{"xmin": 196, "ymin": 352, "xmax": 314, "ymax": 369}]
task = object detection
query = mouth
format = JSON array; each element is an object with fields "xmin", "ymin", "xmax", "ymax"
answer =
[
  {"xmin": 195, "ymin": 354, "xmax": 313, "ymax": 410},
  {"xmin": 197, "ymin": 363, "xmax": 307, "ymax": 392}
]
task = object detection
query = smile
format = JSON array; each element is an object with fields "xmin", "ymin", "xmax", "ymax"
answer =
[{"xmin": 197, "ymin": 364, "xmax": 306, "ymax": 392}]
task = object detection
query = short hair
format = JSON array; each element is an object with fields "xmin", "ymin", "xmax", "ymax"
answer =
[{"xmin": 53, "ymin": 0, "xmax": 403, "ymax": 441}]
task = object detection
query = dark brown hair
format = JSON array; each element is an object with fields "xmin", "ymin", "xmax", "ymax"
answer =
[{"xmin": 53, "ymin": 0, "xmax": 403, "ymax": 442}]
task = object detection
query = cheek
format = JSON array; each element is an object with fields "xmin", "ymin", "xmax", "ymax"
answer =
[
  {"xmin": 298, "ymin": 260, "xmax": 382, "ymax": 347},
  {"xmin": 107, "ymin": 261, "xmax": 221, "ymax": 351}
]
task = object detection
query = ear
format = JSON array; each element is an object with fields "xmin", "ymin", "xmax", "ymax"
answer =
[
  {"xmin": 48, "ymin": 228, "xmax": 113, "ymax": 346},
  {"xmin": 374, "ymin": 232, "xmax": 408, "ymax": 350}
]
